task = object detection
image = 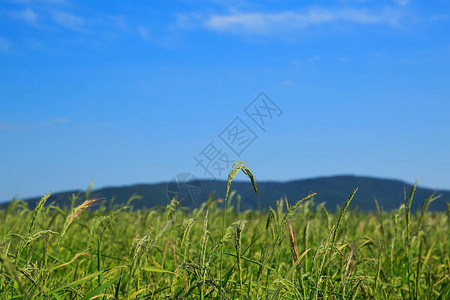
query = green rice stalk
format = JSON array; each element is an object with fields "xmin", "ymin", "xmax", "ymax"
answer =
[{"xmin": 405, "ymin": 180, "xmax": 418, "ymax": 298}]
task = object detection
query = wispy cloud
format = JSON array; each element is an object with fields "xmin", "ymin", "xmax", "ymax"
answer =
[
  {"xmin": 394, "ymin": 0, "xmax": 409, "ymax": 6},
  {"xmin": 51, "ymin": 10, "xmax": 85, "ymax": 31},
  {"xmin": 137, "ymin": 25, "xmax": 150, "ymax": 41},
  {"xmin": 0, "ymin": 118, "xmax": 69, "ymax": 131},
  {"xmin": 108, "ymin": 15, "xmax": 128, "ymax": 31},
  {"xmin": 10, "ymin": 8, "xmax": 38, "ymax": 25},
  {"xmin": 179, "ymin": 6, "xmax": 409, "ymax": 35},
  {"xmin": 307, "ymin": 55, "xmax": 322, "ymax": 63},
  {"xmin": 0, "ymin": 122, "xmax": 15, "ymax": 131},
  {"xmin": 4, "ymin": 0, "xmax": 67, "ymax": 3},
  {"xmin": 5, "ymin": 0, "xmax": 132, "ymax": 43},
  {"xmin": 7, "ymin": 1, "xmax": 86, "ymax": 32},
  {"xmin": 281, "ymin": 80, "xmax": 295, "ymax": 86},
  {"xmin": 44, "ymin": 117, "xmax": 69, "ymax": 125}
]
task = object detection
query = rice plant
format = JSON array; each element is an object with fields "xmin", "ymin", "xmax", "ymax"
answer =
[{"xmin": 0, "ymin": 164, "xmax": 448, "ymax": 299}]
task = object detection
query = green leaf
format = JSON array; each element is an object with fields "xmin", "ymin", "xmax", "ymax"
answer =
[
  {"xmin": 80, "ymin": 275, "xmax": 122, "ymax": 300},
  {"xmin": 141, "ymin": 266, "xmax": 175, "ymax": 274}
]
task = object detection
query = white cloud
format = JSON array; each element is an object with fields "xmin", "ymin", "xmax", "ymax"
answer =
[
  {"xmin": 10, "ymin": 8, "xmax": 38, "ymax": 25},
  {"xmin": 52, "ymin": 10, "xmax": 85, "ymax": 31},
  {"xmin": 185, "ymin": 7, "xmax": 407, "ymax": 35},
  {"xmin": 176, "ymin": 12, "xmax": 204, "ymax": 29}
]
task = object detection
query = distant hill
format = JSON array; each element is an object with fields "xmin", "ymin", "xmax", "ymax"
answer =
[{"xmin": 1, "ymin": 175, "xmax": 448, "ymax": 212}]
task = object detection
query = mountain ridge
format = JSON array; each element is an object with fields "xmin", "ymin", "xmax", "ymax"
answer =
[{"xmin": 2, "ymin": 175, "xmax": 448, "ymax": 212}]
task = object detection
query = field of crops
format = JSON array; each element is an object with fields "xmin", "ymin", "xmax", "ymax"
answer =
[{"xmin": 0, "ymin": 164, "xmax": 449, "ymax": 299}]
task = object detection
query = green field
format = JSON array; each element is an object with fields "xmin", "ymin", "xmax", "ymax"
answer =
[{"xmin": 0, "ymin": 163, "xmax": 449, "ymax": 299}]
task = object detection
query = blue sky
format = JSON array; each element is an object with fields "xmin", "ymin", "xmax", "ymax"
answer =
[{"xmin": 0, "ymin": 0, "xmax": 449, "ymax": 201}]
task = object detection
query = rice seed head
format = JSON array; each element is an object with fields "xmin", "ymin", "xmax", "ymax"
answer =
[
  {"xmin": 287, "ymin": 219, "xmax": 300, "ymax": 264},
  {"xmin": 28, "ymin": 193, "xmax": 51, "ymax": 235},
  {"xmin": 60, "ymin": 198, "xmax": 101, "ymax": 237}
]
